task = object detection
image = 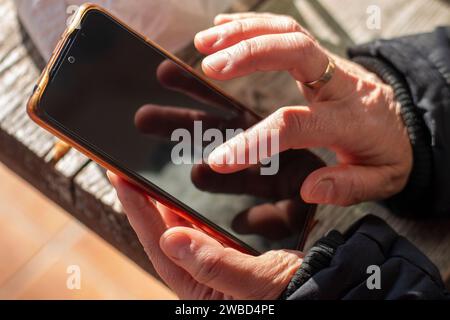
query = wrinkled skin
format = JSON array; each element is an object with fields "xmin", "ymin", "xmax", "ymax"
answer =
[{"xmin": 109, "ymin": 12, "xmax": 412, "ymax": 299}]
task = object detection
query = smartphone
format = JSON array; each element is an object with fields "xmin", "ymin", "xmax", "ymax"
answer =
[{"xmin": 28, "ymin": 4, "xmax": 321, "ymax": 255}]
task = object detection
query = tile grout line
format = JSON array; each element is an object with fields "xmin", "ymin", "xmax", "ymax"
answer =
[{"xmin": 0, "ymin": 220, "xmax": 86, "ymax": 299}]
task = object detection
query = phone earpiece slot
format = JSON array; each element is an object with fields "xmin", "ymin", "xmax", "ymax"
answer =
[{"xmin": 49, "ymin": 30, "xmax": 79, "ymax": 81}]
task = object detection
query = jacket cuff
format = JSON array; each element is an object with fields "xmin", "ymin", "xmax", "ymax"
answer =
[
  {"xmin": 349, "ymin": 56, "xmax": 433, "ymax": 216},
  {"xmin": 280, "ymin": 230, "xmax": 345, "ymax": 300},
  {"xmin": 281, "ymin": 215, "xmax": 449, "ymax": 300}
]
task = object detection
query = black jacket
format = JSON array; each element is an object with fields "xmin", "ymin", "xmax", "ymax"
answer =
[{"xmin": 284, "ymin": 27, "xmax": 450, "ymax": 300}]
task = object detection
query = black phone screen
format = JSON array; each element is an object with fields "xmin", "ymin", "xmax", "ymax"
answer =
[{"xmin": 38, "ymin": 9, "xmax": 319, "ymax": 253}]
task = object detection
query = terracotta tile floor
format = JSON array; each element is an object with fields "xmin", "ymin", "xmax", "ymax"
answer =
[{"xmin": 0, "ymin": 162, "xmax": 176, "ymax": 300}]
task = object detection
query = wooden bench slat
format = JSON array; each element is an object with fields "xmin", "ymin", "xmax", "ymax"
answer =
[
  {"xmin": 54, "ymin": 149, "xmax": 90, "ymax": 178},
  {"xmin": 0, "ymin": 59, "xmax": 37, "ymax": 123},
  {"xmin": 75, "ymin": 162, "xmax": 113, "ymax": 200},
  {"xmin": 40, "ymin": 148, "xmax": 91, "ymax": 205}
]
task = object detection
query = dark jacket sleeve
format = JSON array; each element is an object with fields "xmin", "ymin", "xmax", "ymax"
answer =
[
  {"xmin": 348, "ymin": 27, "xmax": 450, "ymax": 217},
  {"xmin": 281, "ymin": 215, "xmax": 450, "ymax": 300}
]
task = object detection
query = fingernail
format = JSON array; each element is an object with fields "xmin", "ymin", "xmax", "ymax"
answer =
[
  {"xmin": 208, "ymin": 144, "xmax": 229, "ymax": 166},
  {"xmin": 203, "ymin": 51, "xmax": 230, "ymax": 73},
  {"xmin": 214, "ymin": 15, "xmax": 225, "ymax": 24},
  {"xmin": 106, "ymin": 171, "xmax": 114, "ymax": 182},
  {"xmin": 310, "ymin": 179, "xmax": 334, "ymax": 203},
  {"xmin": 196, "ymin": 29, "xmax": 219, "ymax": 48},
  {"xmin": 161, "ymin": 232, "xmax": 193, "ymax": 260}
]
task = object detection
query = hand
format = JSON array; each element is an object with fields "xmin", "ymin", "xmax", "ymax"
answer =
[
  {"xmin": 196, "ymin": 12, "xmax": 413, "ymax": 206},
  {"xmin": 108, "ymin": 172, "xmax": 303, "ymax": 300}
]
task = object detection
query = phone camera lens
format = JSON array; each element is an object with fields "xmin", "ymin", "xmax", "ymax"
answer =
[{"xmin": 68, "ymin": 56, "xmax": 76, "ymax": 64}]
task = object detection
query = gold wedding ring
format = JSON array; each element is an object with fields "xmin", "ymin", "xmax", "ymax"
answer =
[{"xmin": 302, "ymin": 57, "xmax": 336, "ymax": 90}]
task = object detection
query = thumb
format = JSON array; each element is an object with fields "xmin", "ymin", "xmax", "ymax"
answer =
[
  {"xmin": 301, "ymin": 164, "xmax": 397, "ymax": 206},
  {"xmin": 160, "ymin": 227, "xmax": 303, "ymax": 299}
]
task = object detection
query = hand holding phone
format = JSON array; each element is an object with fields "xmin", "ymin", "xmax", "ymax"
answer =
[
  {"xmin": 109, "ymin": 172, "xmax": 304, "ymax": 300},
  {"xmin": 28, "ymin": 4, "xmax": 323, "ymax": 255}
]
